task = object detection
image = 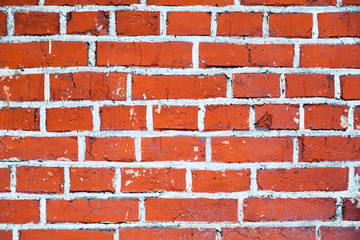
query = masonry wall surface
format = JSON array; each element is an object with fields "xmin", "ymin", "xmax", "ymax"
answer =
[{"xmin": 0, "ymin": 0, "xmax": 360, "ymax": 239}]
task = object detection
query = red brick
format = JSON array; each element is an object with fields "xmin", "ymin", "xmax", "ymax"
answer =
[
  {"xmin": 153, "ymin": 105, "xmax": 198, "ymax": 131},
  {"xmin": 286, "ymin": 74, "xmax": 334, "ymax": 98},
  {"xmin": 20, "ymin": 230, "xmax": 114, "ymax": 240},
  {"xmin": 0, "ymin": 137, "xmax": 78, "ymax": 161},
  {"xmin": 199, "ymin": 43, "xmax": 293, "ymax": 68},
  {"xmin": 70, "ymin": 168, "xmax": 115, "ymax": 192},
  {"xmin": 257, "ymin": 168, "xmax": 348, "ymax": 192},
  {"xmin": 97, "ymin": 42, "xmax": 192, "ymax": 68},
  {"xmin": 147, "ymin": 0, "xmax": 233, "ymax": 5},
  {"xmin": 167, "ymin": 12, "xmax": 211, "ymax": 36},
  {"xmin": 192, "ymin": 169, "xmax": 250, "ymax": 192},
  {"xmin": 86, "ymin": 137, "xmax": 136, "ymax": 162},
  {"xmin": 0, "ymin": 108, "xmax": 40, "ymax": 131},
  {"xmin": 204, "ymin": 105, "xmax": 250, "ymax": 131},
  {"xmin": 100, "ymin": 106, "xmax": 147, "ymax": 130},
  {"xmin": 233, "ymin": 73, "xmax": 280, "ymax": 98},
  {"xmin": 342, "ymin": 198, "xmax": 360, "ymax": 221},
  {"xmin": 318, "ymin": 13, "xmax": 360, "ymax": 38},
  {"xmin": 212, "ymin": 137, "xmax": 293, "ymax": 163},
  {"xmin": 299, "ymin": 136, "xmax": 360, "ymax": 162},
  {"xmin": 0, "ymin": 200, "xmax": 39, "ymax": 224},
  {"xmin": 242, "ymin": 0, "xmax": 335, "ymax": 5},
  {"xmin": 14, "ymin": 12, "xmax": 59, "ymax": 35},
  {"xmin": 355, "ymin": 107, "xmax": 360, "ymax": 130},
  {"xmin": 142, "ymin": 137, "xmax": 206, "ymax": 162},
  {"xmin": 0, "ymin": 231, "xmax": 11, "ymax": 240},
  {"xmin": 222, "ymin": 227, "xmax": 316, "ymax": 240},
  {"xmin": 121, "ymin": 168, "xmax": 186, "ymax": 192},
  {"xmin": 217, "ymin": 12, "xmax": 262, "ymax": 37},
  {"xmin": 342, "ymin": 0, "xmax": 360, "ymax": 4},
  {"xmin": 47, "ymin": 199, "xmax": 139, "ymax": 223},
  {"xmin": 67, "ymin": 11, "xmax": 109, "ymax": 35},
  {"xmin": 46, "ymin": 107, "xmax": 93, "ymax": 132},
  {"xmin": 118, "ymin": 229, "xmax": 216, "ymax": 240},
  {"xmin": 116, "ymin": 11, "xmax": 159, "ymax": 36},
  {"xmin": 132, "ymin": 75, "xmax": 226, "ymax": 100},
  {"xmin": 145, "ymin": 198, "xmax": 237, "ymax": 222},
  {"xmin": 304, "ymin": 104, "xmax": 348, "ymax": 130},
  {"xmin": 0, "ymin": 168, "xmax": 10, "ymax": 192},
  {"xmin": 50, "ymin": 72, "xmax": 126, "ymax": 101},
  {"xmin": 0, "ymin": 0, "xmax": 37, "ymax": 6},
  {"xmin": 341, "ymin": 75, "xmax": 360, "ymax": 100},
  {"xmin": 45, "ymin": 0, "xmax": 139, "ymax": 5},
  {"xmin": 300, "ymin": 45, "xmax": 360, "ymax": 68},
  {"xmin": 0, "ymin": 42, "xmax": 88, "ymax": 68},
  {"xmin": 269, "ymin": 13, "xmax": 312, "ymax": 38},
  {"xmin": 255, "ymin": 104, "xmax": 299, "ymax": 130},
  {"xmin": 0, "ymin": 12, "xmax": 7, "ymax": 36},
  {"xmin": 320, "ymin": 227, "xmax": 360, "ymax": 240},
  {"xmin": 17, "ymin": 166, "xmax": 64, "ymax": 193},
  {"xmin": 244, "ymin": 198, "xmax": 336, "ymax": 221},
  {"xmin": 0, "ymin": 74, "xmax": 44, "ymax": 101}
]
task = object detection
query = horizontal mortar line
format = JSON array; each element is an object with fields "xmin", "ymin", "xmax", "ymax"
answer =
[
  {"xmin": 0, "ymin": 130, "xmax": 359, "ymax": 137},
  {"xmin": 1, "ymin": 67, "xmax": 360, "ymax": 76},
  {"xmin": 0, "ymin": 191, "xmax": 357, "ymax": 199},
  {"xmin": 0, "ymin": 221, "xmax": 359, "ymax": 230},
  {"xmin": 0, "ymin": 160, "xmax": 359, "ymax": 169},
  {"xmin": 1, "ymin": 35, "xmax": 360, "ymax": 44},
  {"xmin": 1, "ymin": 98, "xmax": 360, "ymax": 107},
  {"xmin": 0, "ymin": 5, "xmax": 359, "ymax": 13}
]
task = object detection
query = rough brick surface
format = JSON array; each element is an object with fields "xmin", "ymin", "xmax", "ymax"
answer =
[{"xmin": 1, "ymin": 0, "xmax": 359, "ymax": 237}]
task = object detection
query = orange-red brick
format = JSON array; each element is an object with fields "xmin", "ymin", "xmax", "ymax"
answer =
[
  {"xmin": 97, "ymin": 42, "xmax": 192, "ymax": 68},
  {"xmin": 0, "ymin": 12, "xmax": 7, "ymax": 36},
  {"xmin": 46, "ymin": 107, "xmax": 93, "ymax": 132},
  {"xmin": 47, "ymin": 199, "xmax": 139, "ymax": 223},
  {"xmin": 167, "ymin": 12, "xmax": 211, "ymax": 36},
  {"xmin": 67, "ymin": 11, "xmax": 109, "ymax": 35},
  {"xmin": 145, "ymin": 198, "xmax": 237, "ymax": 222},
  {"xmin": 299, "ymin": 136, "xmax": 360, "ymax": 162},
  {"xmin": 142, "ymin": 137, "xmax": 206, "ymax": 162},
  {"xmin": 354, "ymin": 107, "xmax": 360, "ymax": 130},
  {"xmin": 286, "ymin": 74, "xmax": 334, "ymax": 98},
  {"xmin": 269, "ymin": 13, "xmax": 312, "ymax": 38},
  {"xmin": 45, "ymin": 0, "xmax": 139, "ymax": 5},
  {"xmin": 16, "ymin": 166, "xmax": 64, "ymax": 193},
  {"xmin": 70, "ymin": 168, "xmax": 115, "ymax": 192},
  {"xmin": 300, "ymin": 45, "xmax": 360, "ymax": 68},
  {"xmin": 153, "ymin": 105, "xmax": 198, "ymax": 131},
  {"xmin": 100, "ymin": 105, "xmax": 147, "ymax": 130},
  {"xmin": 86, "ymin": 137, "xmax": 136, "ymax": 162},
  {"xmin": 0, "ymin": 42, "xmax": 88, "ymax": 68},
  {"xmin": 320, "ymin": 227, "xmax": 360, "ymax": 240},
  {"xmin": 342, "ymin": 0, "xmax": 360, "ymax": 4},
  {"xmin": 318, "ymin": 13, "xmax": 360, "ymax": 38},
  {"xmin": 255, "ymin": 104, "xmax": 299, "ymax": 130},
  {"xmin": 243, "ymin": 198, "xmax": 336, "ymax": 221},
  {"xmin": 0, "ymin": 74, "xmax": 44, "ymax": 101},
  {"xmin": 0, "ymin": 0, "xmax": 37, "ymax": 5},
  {"xmin": 0, "ymin": 108, "xmax": 40, "ymax": 131},
  {"xmin": 0, "ymin": 200, "xmax": 39, "ymax": 224},
  {"xmin": 147, "ymin": 0, "xmax": 233, "ymax": 5},
  {"xmin": 50, "ymin": 72, "xmax": 126, "ymax": 101},
  {"xmin": 233, "ymin": 73, "xmax": 280, "ymax": 98},
  {"xmin": 192, "ymin": 169, "xmax": 250, "ymax": 192},
  {"xmin": 204, "ymin": 105, "xmax": 250, "ymax": 131},
  {"xmin": 20, "ymin": 230, "xmax": 114, "ymax": 240},
  {"xmin": 0, "ymin": 137, "xmax": 78, "ymax": 161},
  {"xmin": 212, "ymin": 137, "xmax": 293, "ymax": 163},
  {"xmin": 118, "ymin": 229, "xmax": 216, "ymax": 240},
  {"xmin": 242, "ymin": 0, "xmax": 335, "ymax": 5},
  {"xmin": 0, "ymin": 231, "xmax": 11, "ymax": 240},
  {"xmin": 0, "ymin": 168, "xmax": 10, "ymax": 192},
  {"xmin": 132, "ymin": 75, "xmax": 227, "ymax": 100},
  {"xmin": 304, "ymin": 104, "xmax": 348, "ymax": 130},
  {"xmin": 199, "ymin": 43, "xmax": 293, "ymax": 68},
  {"xmin": 217, "ymin": 12, "xmax": 262, "ymax": 37},
  {"xmin": 342, "ymin": 198, "xmax": 360, "ymax": 221},
  {"xmin": 14, "ymin": 12, "xmax": 59, "ymax": 35},
  {"xmin": 341, "ymin": 75, "xmax": 360, "ymax": 100},
  {"xmin": 116, "ymin": 11, "xmax": 160, "ymax": 36},
  {"xmin": 121, "ymin": 168, "xmax": 186, "ymax": 192},
  {"xmin": 257, "ymin": 168, "xmax": 348, "ymax": 191}
]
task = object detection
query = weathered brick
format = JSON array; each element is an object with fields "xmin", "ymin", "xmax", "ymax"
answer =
[
  {"xmin": 0, "ymin": 12, "xmax": 7, "ymax": 36},
  {"xmin": 320, "ymin": 227, "xmax": 360, "ymax": 240},
  {"xmin": 46, "ymin": 107, "xmax": 93, "ymax": 132},
  {"xmin": 167, "ymin": 12, "xmax": 211, "ymax": 36},
  {"xmin": 341, "ymin": 75, "xmax": 360, "ymax": 100},
  {"xmin": 242, "ymin": 0, "xmax": 335, "ymax": 5},
  {"xmin": 269, "ymin": 13, "xmax": 312, "ymax": 38},
  {"xmin": 285, "ymin": 74, "xmax": 334, "ymax": 98},
  {"xmin": 0, "ymin": 74, "xmax": 44, "ymax": 101},
  {"xmin": 255, "ymin": 104, "xmax": 300, "ymax": 130},
  {"xmin": 14, "ymin": 12, "xmax": 59, "ymax": 35},
  {"xmin": 318, "ymin": 13, "xmax": 360, "ymax": 38},
  {"xmin": 147, "ymin": 0, "xmax": 233, "ymax": 5},
  {"xmin": 70, "ymin": 168, "xmax": 115, "ymax": 192},
  {"xmin": 0, "ymin": 108, "xmax": 40, "ymax": 131},
  {"xmin": 0, "ymin": 200, "xmax": 39, "ymax": 224},
  {"xmin": 153, "ymin": 105, "xmax": 198, "ymax": 131},
  {"xmin": 45, "ymin": 0, "xmax": 139, "ymax": 5},
  {"xmin": 0, "ymin": 168, "xmax": 11, "ymax": 192},
  {"xmin": 217, "ymin": 12, "xmax": 262, "ymax": 37},
  {"xmin": 118, "ymin": 229, "xmax": 216, "ymax": 240},
  {"xmin": 304, "ymin": 104, "xmax": 348, "ymax": 130},
  {"xmin": 100, "ymin": 106, "xmax": 147, "ymax": 130},
  {"xmin": 233, "ymin": 73, "xmax": 280, "ymax": 98},
  {"xmin": 342, "ymin": 198, "xmax": 360, "ymax": 221},
  {"xmin": 67, "ymin": 11, "xmax": 109, "ymax": 35},
  {"xmin": 20, "ymin": 230, "xmax": 114, "ymax": 240},
  {"xmin": 116, "ymin": 11, "xmax": 160, "ymax": 36}
]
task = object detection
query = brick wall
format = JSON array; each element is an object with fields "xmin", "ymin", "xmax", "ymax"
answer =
[{"xmin": 0, "ymin": 0, "xmax": 359, "ymax": 239}]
